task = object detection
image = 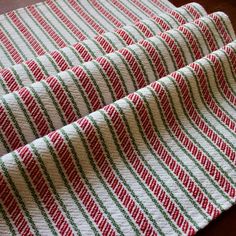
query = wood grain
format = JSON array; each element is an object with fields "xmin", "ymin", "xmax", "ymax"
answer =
[
  {"xmin": 0, "ymin": 1, "xmax": 236, "ymax": 235},
  {"xmin": 0, "ymin": 0, "xmax": 42, "ymax": 15}
]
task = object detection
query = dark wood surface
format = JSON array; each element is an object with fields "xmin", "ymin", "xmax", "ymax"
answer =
[
  {"xmin": 0, "ymin": 0, "xmax": 236, "ymax": 235},
  {"xmin": 0, "ymin": 0, "xmax": 42, "ymax": 14}
]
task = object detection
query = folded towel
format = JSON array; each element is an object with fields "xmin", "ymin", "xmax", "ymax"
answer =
[
  {"xmin": 0, "ymin": 0, "xmax": 175, "ymax": 68},
  {"xmin": 0, "ymin": 1, "xmax": 235, "ymax": 235},
  {"xmin": 0, "ymin": 12, "xmax": 234, "ymax": 155},
  {"xmin": 1, "ymin": 40, "xmax": 236, "ymax": 235},
  {"xmin": 0, "ymin": 3, "xmax": 206, "ymax": 93}
]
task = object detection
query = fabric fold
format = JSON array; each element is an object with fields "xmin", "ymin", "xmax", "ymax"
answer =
[
  {"xmin": 0, "ymin": 3, "xmax": 207, "ymax": 94},
  {"xmin": 1, "ymin": 1, "xmax": 236, "ymax": 235},
  {"xmin": 1, "ymin": 39, "xmax": 236, "ymax": 235},
  {"xmin": 0, "ymin": 12, "xmax": 234, "ymax": 156},
  {"xmin": 0, "ymin": 0, "xmax": 176, "ymax": 68}
]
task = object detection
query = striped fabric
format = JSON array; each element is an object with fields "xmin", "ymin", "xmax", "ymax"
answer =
[
  {"xmin": 0, "ymin": 0, "xmax": 175, "ymax": 68},
  {"xmin": 0, "ymin": 1, "xmax": 236, "ymax": 236},
  {"xmin": 0, "ymin": 3, "xmax": 206, "ymax": 93},
  {"xmin": 2, "ymin": 11, "xmax": 234, "ymax": 156}
]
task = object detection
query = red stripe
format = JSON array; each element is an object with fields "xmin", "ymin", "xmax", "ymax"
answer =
[
  {"xmin": 119, "ymin": 48, "xmax": 147, "ymax": 88},
  {"xmin": 0, "ymin": 69, "xmax": 20, "ymax": 93},
  {"xmin": 104, "ymin": 104, "xmax": 197, "ymax": 235},
  {"xmin": 48, "ymin": 131, "xmax": 116, "ymax": 235},
  {"xmin": 184, "ymin": 4, "xmax": 202, "ymax": 19},
  {"xmin": 150, "ymin": 0, "xmax": 172, "ymax": 12},
  {"xmin": 71, "ymin": 67, "xmax": 102, "ymax": 111},
  {"xmin": 7, "ymin": 12, "xmax": 46, "ymax": 55},
  {"xmin": 45, "ymin": 76, "xmax": 78, "ymax": 124},
  {"xmin": 96, "ymin": 57, "xmax": 125, "ymax": 99},
  {"xmin": 95, "ymin": 35, "xmax": 115, "ymax": 54},
  {"xmin": 151, "ymin": 17, "xmax": 170, "ymax": 32},
  {"xmin": 131, "ymin": 0, "xmax": 159, "ymax": 19},
  {"xmin": 0, "ymin": 29, "xmax": 23, "ymax": 64},
  {"xmin": 77, "ymin": 117, "xmax": 158, "ymax": 236},
  {"xmin": 178, "ymin": 26, "xmax": 202, "ymax": 60},
  {"xmin": 132, "ymin": 0, "xmax": 186, "ymax": 25},
  {"xmin": 189, "ymin": 63, "xmax": 236, "ymax": 131},
  {"xmin": 27, "ymin": 5, "xmax": 67, "ymax": 48},
  {"xmin": 110, "ymin": 0, "xmax": 139, "ymax": 22},
  {"xmin": 115, "ymin": 28, "xmax": 135, "ymax": 45},
  {"xmin": 73, "ymin": 43, "xmax": 94, "ymax": 62},
  {"xmin": 18, "ymin": 87, "xmax": 51, "ymax": 136},
  {"xmin": 0, "ymin": 174, "xmax": 33, "ymax": 235},
  {"xmin": 68, "ymin": 0, "xmax": 105, "ymax": 34},
  {"xmin": 90, "ymin": 0, "xmax": 123, "ymax": 28},
  {"xmin": 50, "ymin": 51, "xmax": 70, "ymax": 72},
  {"xmin": 47, "ymin": 0, "xmax": 86, "ymax": 41},
  {"xmin": 25, "ymin": 59, "xmax": 47, "ymax": 82},
  {"xmin": 168, "ymin": 10, "xmax": 186, "ymax": 25},
  {"xmin": 151, "ymin": 81, "xmax": 236, "ymax": 198},
  {"xmin": 194, "ymin": 19, "xmax": 218, "ymax": 52},
  {"xmin": 139, "ymin": 40, "xmax": 166, "ymax": 78},
  {"xmin": 127, "ymin": 93, "xmax": 220, "ymax": 219},
  {"xmin": 0, "ymin": 106, "xmax": 22, "ymax": 152},
  {"xmin": 17, "ymin": 146, "xmax": 74, "ymax": 235},
  {"xmin": 209, "ymin": 14, "xmax": 233, "ymax": 45},
  {"xmin": 158, "ymin": 33, "xmax": 185, "ymax": 68},
  {"xmin": 188, "ymin": 63, "xmax": 236, "ymax": 150},
  {"xmin": 135, "ymin": 21, "xmax": 154, "ymax": 38},
  {"xmin": 207, "ymin": 54, "xmax": 236, "ymax": 107},
  {"xmin": 224, "ymin": 44, "xmax": 236, "ymax": 81}
]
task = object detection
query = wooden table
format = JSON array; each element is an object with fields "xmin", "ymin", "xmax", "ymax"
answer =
[{"xmin": 0, "ymin": 0, "xmax": 235, "ymax": 235}]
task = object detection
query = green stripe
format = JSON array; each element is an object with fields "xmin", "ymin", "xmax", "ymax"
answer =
[
  {"xmin": 28, "ymin": 85, "xmax": 55, "ymax": 131},
  {"xmin": 60, "ymin": 128, "xmax": 123, "ymax": 235},
  {"xmin": 88, "ymin": 114, "xmax": 169, "ymax": 235},
  {"xmin": 1, "ymin": 97, "xmax": 27, "ymax": 146},
  {"xmin": 186, "ymin": 65, "xmax": 236, "ymax": 168},
  {"xmin": 43, "ymin": 2, "xmax": 83, "ymax": 41},
  {"xmin": 101, "ymin": 106, "xmax": 200, "ymax": 231},
  {"xmin": 0, "ymin": 20, "xmax": 28, "ymax": 61},
  {"xmin": 57, "ymin": 74, "xmax": 82, "ymax": 117},
  {"xmin": 41, "ymin": 80, "xmax": 67, "ymax": 126},
  {"xmin": 0, "ymin": 198, "xmax": 17, "ymax": 235},
  {"xmin": 67, "ymin": 70, "xmax": 93, "ymax": 114},
  {"xmin": 83, "ymin": 0, "xmax": 116, "ymax": 29},
  {"xmin": 13, "ymin": 93, "xmax": 40, "ymax": 140},
  {"xmin": 72, "ymin": 122, "xmax": 133, "ymax": 235},
  {"xmin": 95, "ymin": 0, "xmax": 128, "ymax": 25},
  {"xmin": 60, "ymin": 0, "xmax": 97, "ymax": 36},
  {"xmin": 5, "ymin": 14, "xmax": 38, "ymax": 58},
  {"xmin": 30, "ymin": 142, "xmax": 81, "ymax": 234},
  {"xmin": 159, "ymin": 77, "xmax": 236, "ymax": 196},
  {"xmin": 120, "ymin": 95, "xmax": 213, "ymax": 218},
  {"xmin": 34, "ymin": 6, "xmax": 71, "ymax": 46},
  {"xmin": 144, "ymin": 85, "xmax": 229, "ymax": 208},
  {"xmin": 204, "ymin": 53, "xmax": 236, "ymax": 112},
  {"xmin": 43, "ymin": 136, "xmax": 98, "ymax": 235},
  {"xmin": 23, "ymin": 8, "xmax": 60, "ymax": 50},
  {"xmin": 0, "ymin": 130, "xmax": 11, "ymax": 154},
  {"xmin": 1, "ymin": 155, "xmax": 51, "ymax": 235}
]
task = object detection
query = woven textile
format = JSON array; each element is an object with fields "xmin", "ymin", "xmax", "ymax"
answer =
[{"xmin": 0, "ymin": 1, "xmax": 236, "ymax": 236}]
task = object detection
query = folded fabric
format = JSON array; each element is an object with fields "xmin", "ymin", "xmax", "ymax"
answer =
[
  {"xmin": 0, "ymin": 0, "xmax": 176, "ymax": 68},
  {"xmin": 0, "ymin": 12, "xmax": 234, "ymax": 156},
  {"xmin": 1, "ymin": 1, "xmax": 236, "ymax": 235},
  {"xmin": 0, "ymin": 3, "xmax": 207, "ymax": 93},
  {"xmin": 1, "ymin": 39, "xmax": 236, "ymax": 235}
]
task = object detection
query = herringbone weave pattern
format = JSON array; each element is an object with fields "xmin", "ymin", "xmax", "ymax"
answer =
[{"xmin": 0, "ymin": 1, "xmax": 235, "ymax": 235}]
